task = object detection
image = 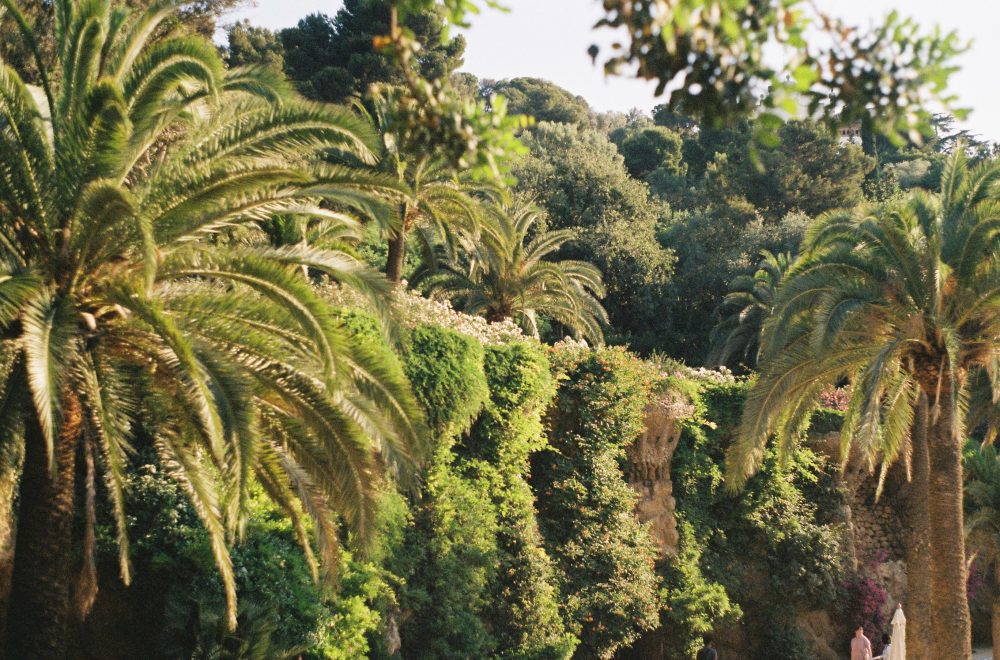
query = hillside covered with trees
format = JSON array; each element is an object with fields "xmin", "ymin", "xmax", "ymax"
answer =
[{"xmin": 0, "ymin": 0, "xmax": 997, "ymax": 658}]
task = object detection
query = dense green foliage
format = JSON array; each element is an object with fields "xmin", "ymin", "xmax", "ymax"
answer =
[
  {"xmin": 514, "ymin": 123, "xmax": 674, "ymax": 351},
  {"xmin": 393, "ymin": 324, "xmax": 496, "ymax": 656},
  {"xmin": 652, "ymin": 119, "xmax": 874, "ymax": 361},
  {"xmin": 610, "ymin": 123, "xmax": 686, "ymax": 185},
  {"xmin": 964, "ymin": 442, "xmax": 1000, "ymax": 648},
  {"xmin": 279, "ymin": 0, "xmax": 464, "ymax": 103},
  {"xmin": 390, "ymin": 325, "xmax": 577, "ymax": 658},
  {"xmin": 90, "ymin": 463, "xmax": 388, "ymax": 658},
  {"xmin": 2, "ymin": 0, "xmax": 994, "ymax": 656},
  {"xmin": 667, "ymin": 379, "xmax": 844, "ymax": 657},
  {"xmin": 225, "ymin": 21, "xmax": 285, "ymax": 70},
  {"xmin": 464, "ymin": 343, "xmax": 575, "ymax": 658},
  {"xmin": 480, "ymin": 77, "xmax": 592, "ymax": 127},
  {"xmin": 534, "ymin": 347, "xmax": 662, "ymax": 658},
  {"xmin": 704, "ymin": 122, "xmax": 875, "ymax": 218}
]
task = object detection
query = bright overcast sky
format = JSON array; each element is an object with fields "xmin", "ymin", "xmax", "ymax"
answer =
[{"xmin": 222, "ymin": 0, "xmax": 1000, "ymax": 141}]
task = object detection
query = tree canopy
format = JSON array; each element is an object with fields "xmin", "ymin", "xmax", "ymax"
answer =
[
  {"xmin": 280, "ymin": 0, "xmax": 465, "ymax": 103},
  {"xmin": 480, "ymin": 77, "xmax": 593, "ymax": 126},
  {"xmin": 514, "ymin": 122, "xmax": 675, "ymax": 350}
]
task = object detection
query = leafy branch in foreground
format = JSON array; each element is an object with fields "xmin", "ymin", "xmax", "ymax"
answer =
[
  {"xmin": 373, "ymin": 3, "xmax": 529, "ymax": 180},
  {"xmin": 593, "ymin": 1, "xmax": 966, "ymax": 146}
]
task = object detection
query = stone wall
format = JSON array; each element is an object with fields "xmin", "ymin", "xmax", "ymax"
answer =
[
  {"xmin": 623, "ymin": 411, "xmax": 913, "ymax": 659},
  {"xmin": 807, "ymin": 431, "xmax": 911, "ymax": 633}
]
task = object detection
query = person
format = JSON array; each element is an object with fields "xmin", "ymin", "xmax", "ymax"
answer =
[
  {"xmin": 874, "ymin": 632, "xmax": 892, "ymax": 659},
  {"xmin": 850, "ymin": 626, "xmax": 873, "ymax": 660},
  {"xmin": 696, "ymin": 634, "xmax": 718, "ymax": 660}
]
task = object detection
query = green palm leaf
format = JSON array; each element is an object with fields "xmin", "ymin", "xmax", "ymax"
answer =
[{"xmin": 0, "ymin": 0, "xmax": 425, "ymax": 638}]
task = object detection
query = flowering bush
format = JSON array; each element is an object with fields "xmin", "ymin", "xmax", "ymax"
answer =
[
  {"xmin": 819, "ymin": 385, "xmax": 850, "ymax": 412},
  {"xmin": 643, "ymin": 353, "xmax": 738, "ymax": 387},
  {"xmin": 321, "ymin": 283, "xmax": 527, "ymax": 345},
  {"xmin": 840, "ymin": 563, "xmax": 889, "ymax": 644}
]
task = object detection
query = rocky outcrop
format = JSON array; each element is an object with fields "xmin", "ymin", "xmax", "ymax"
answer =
[
  {"xmin": 797, "ymin": 610, "xmax": 842, "ymax": 660},
  {"xmin": 627, "ymin": 392, "xmax": 695, "ymax": 557}
]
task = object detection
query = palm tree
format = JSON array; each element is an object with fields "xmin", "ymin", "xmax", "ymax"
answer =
[
  {"xmin": 0, "ymin": 1, "xmax": 423, "ymax": 656},
  {"xmin": 965, "ymin": 442, "xmax": 1000, "ymax": 660},
  {"xmin": 707, "ymin": 249, "xmax": 790, "ymax": 369},
  {"xmin": 422, "ymin": 200, "xmax": 608, "ymax": 343},
  {"xmin": 362, "ymin": 90, "xmax": 483, "ymax": 284},
  {"xmin": 727, "ymin": 151, "xmax": 1000, "ymax": 658}
]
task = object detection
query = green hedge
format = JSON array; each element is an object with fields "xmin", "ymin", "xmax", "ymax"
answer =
[
  {"xmin": 533, "ymin": 346, "xmax": 662, "ymax": 659},
  {"xmin": 466, "ymin": 343, "xmax": 575, "ymax": 659},
  {"xmin": 394, "ymin": 329, "xmax": 575, "ymax": 659}
]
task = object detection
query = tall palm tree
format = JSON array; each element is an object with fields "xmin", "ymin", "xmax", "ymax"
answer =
[
  {"xmin": 965, "ymin": 442, "xmax": 1000, "ymax": 660},
  {"xmin": 422, "ymin": 200, "xmax": 608, "ymax": 343},
  {"xmin": 707, "ymin": 249, "xmax": 790, "ymax": 369},
  {"xmin": 362, "ymin": 90, "xmax": 483, "ymax": 284},
  {"xmin": 0, "ymin": 1, "xmax": 423, "ymax": 656},
  {"xmin": 727, "ymin": 151, "xmax": 1000, "ymax": 658}
]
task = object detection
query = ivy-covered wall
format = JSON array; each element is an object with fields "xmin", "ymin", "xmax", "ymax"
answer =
[
  {"xmin": 392, "ymin": 328, "xmax": 577, "ymax": 658},
  {"xmin": 533, "ymin": 345, "xmax": 663, "ymax": 659},
  {"xmin": 658, "ymin": 378, "xmax": 848, "ymax": 658},
  {"xmin": 76, "ymin": 302, "xmax": 856, "ymax": 660}
]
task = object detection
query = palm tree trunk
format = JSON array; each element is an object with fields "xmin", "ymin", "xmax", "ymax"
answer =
[
  {"xmin": 906, "ymin": 392, "xmax": 933, "ymax": 659},
  {"xmin": 5, "ymin": 394, "xmax": 82, "ymax": 659},
  {"xmin": 0, "ymin": 435, "xmax": 24, "ymax": 653},
  {"xmin": 386, "ymin": 232, "xmax": 407, "ymax": 284},
  {"xmin": 926, "ymin": 388, "xmax": 972, "ymax": 659},
  {"xmin": 993, "ymin": 566, "xmax": 1000, "ymax": 660}
]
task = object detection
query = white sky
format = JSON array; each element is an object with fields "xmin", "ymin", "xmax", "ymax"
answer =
[{"xmin": 222, "ymin": 0, "xmax": 1000, "ymax": 141}]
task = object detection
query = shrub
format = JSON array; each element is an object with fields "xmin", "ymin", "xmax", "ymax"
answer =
[
  {"xmin": 402, "ymin": 324, "xmax": 488, "ymax": 437},
  {"xmin": 395, "ymin": 330, "xmax": 574, "ymax": 658},
  {"xmin": 534, "ymin": 346, "xmax": 663, "ymax": 658},
  {"xmin": 466, "ymin": 343, "xmax": 576, "ymax": 659},
  {"xmin": 669, "ymin": 379, "xmax": 847, "ymax": 657},
  {"xmin": 94, "ymin": 463, "xmax": 387, "ymax": 658},
  {"xmin": 394, "ymin": 460, "xmax": 500, "ymax": 658},
  {"xmin": 394, "ymin": 324, "xmax": 498, "ymax": 657},
  {"xmin": 839, "ymin": 569, "xmax": 889, "ymax": 645},
  {"xmin": 660, "ymin": 521, "xmax": 740, "ymax": 658}
]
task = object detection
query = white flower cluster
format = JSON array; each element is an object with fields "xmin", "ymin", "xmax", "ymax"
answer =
[
  {"xmin": 551, "ymin": 336, "xmax": 589, "ymax": 351},
  {"xmin": 320, "ymin": 283, "xmax": 528, "ymax": 346},
  {"xmin": 667, "ymin": 364, "xmax": 736, "ymax": 384}
]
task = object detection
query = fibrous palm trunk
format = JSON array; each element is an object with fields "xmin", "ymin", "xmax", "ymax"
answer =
[
  {"xmin": 386, "ymin": 232, "xmax": 407, "ymax": 284},
  {"xmin": 992, "ymin": 565, "xmax": 1000, "ymax": 660},
  {"xmin": 926, "ymin": 388, "xmax": 972, "ymax": 659},
  {"xmin": 5, "ymin": 393, "xmax": 82, "ymax": 659},
  {"xmin": 387, "ymin": 203, "xmax": 417, "ymax": 285},
  {"xmin": 906, "ymin": 392, "xmax": 933, "ymax": 659}
]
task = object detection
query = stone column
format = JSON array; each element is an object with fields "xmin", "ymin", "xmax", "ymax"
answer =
[{"xmin": 626, "ymin": 393, "xmax": 694, "ymax": 558}]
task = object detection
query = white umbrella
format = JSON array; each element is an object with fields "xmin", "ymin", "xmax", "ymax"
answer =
[{"xmin": 888, "ymin": 604, "xmax": 906, "ymax": 660}]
